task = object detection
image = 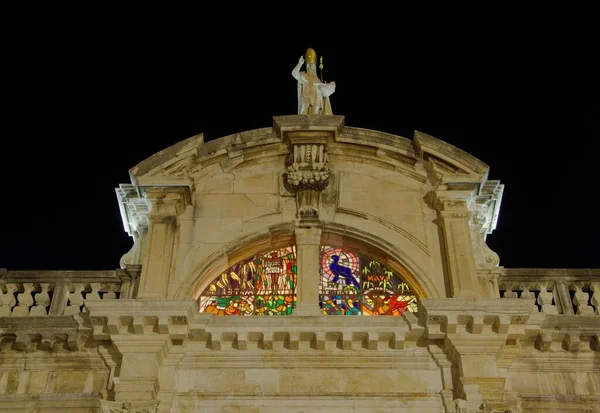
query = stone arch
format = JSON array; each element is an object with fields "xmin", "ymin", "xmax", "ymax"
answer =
[{"xmin": 178, "ymin": 221, "xmax": 439, "ymax": 302}]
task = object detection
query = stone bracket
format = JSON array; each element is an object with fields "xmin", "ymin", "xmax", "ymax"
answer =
[
  {"xmin": 534, "ymin": 314, "xmax": 600, "ymax": 352},
  {"xmin": 418, "ymin": 298, "xmax": 534, "ymax": 341},
  {"xmin": 186, "ymin": 312, "xmax": 425, "ymax": 351},
  {"xmin": 0, "ymin": 315, "xmax": 89, "ymax": 352},
  {"xmin": 85, "ymin": 299, "xmax": 198, "ymax": 341}
]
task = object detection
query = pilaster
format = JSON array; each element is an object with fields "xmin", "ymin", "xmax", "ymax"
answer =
[
  {"xmin": 419, "ymin": 298, "xmax": 532, "ymax": 412},
  {"xmin": 293, "ymin": 226, "xmax": 323, "ymax": 316},
  {"xmin": 433, "ymin": 190, "xmax": 481, "ymax": 297},
  {"xmin": 86, "ymin": 299, "xmax": 197, "ymax": 406},
  {"xmin": 137, "ymin": 187, "xmax": 191, "ymax": 299}
]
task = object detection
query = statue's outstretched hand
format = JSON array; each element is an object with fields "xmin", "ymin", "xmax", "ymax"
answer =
[{"xmin": 298, "ymin": 55, "xmax": 305, "ymax": 65}]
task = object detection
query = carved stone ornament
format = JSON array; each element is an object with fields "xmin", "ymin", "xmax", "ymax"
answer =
[
  {"xmin": 469, "ymin": 180, "xmax": 504, "ymax": 269},
  {"xmin": 97, "ymin": 400, "xmax": 159, "ymax": 413},
  {"xmin": 285, "ymin": 164, "xmax": 331, "ymax": 192},
  {"xmin": 116, "ymin": 184, "xmax": 150, "ymax": 268},
  {"xmin": 455, "ymin": 399, "xmax": 521, "ymax": 413},
  {"xmin": 284, "ymin": 141, "xmax": 331, "ymax": 219}
]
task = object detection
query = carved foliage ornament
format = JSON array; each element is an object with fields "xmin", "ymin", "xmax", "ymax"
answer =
[
  {"xmin": 284, "ymin": 141, "xmax": 331, "ymax": 219},
  {"xmin": 285, "ymin": 164, "xmax": 330, "ymax": 191}
]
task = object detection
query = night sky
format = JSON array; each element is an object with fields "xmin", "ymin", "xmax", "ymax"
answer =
[{"xmin": 1, "ymin": 21, "xmax": 598, "ymax": 271}]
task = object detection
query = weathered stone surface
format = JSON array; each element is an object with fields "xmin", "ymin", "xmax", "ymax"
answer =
[{"xmin": 1, "ymin": 116, "xmax": 599, "ymax": 412}]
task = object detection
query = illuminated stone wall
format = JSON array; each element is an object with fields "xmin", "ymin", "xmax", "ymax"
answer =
[{"xmin": 0, "ymin": 116, "xmax": 598, "ymax": 412}]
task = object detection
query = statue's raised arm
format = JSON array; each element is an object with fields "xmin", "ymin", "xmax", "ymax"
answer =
[{"xmin": 292, "ymin": 48, "xmax": 335, "ymax": 115}]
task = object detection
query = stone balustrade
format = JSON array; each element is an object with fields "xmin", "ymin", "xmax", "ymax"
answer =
[
  {"xmin": 498, "ymin": 268, "xmax": 600, "ymax": 315},
  {"xmin": 0, "ymin": 266, "xmax": 139, "ymax": 317}
]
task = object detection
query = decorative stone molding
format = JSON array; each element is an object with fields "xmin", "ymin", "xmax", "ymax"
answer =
[
  {"xmin": 116, "ymin": 184, "xmax": 150, "ymax": 238},
  {"xmin": 418, "ymin": 298, "xmax": 533, "ymax": 339},
  {"xmin": 142, "ymin": 186, "xmax": 191, "ymax": 219},
  {"xmin": 85, "ymin": 300, "xmax": 198, "ymax": 340},
  {"xmin": 0, "ymin": 315, "xmax": 89, "ymax": 352},
  {"xmin": 97, "ymin": 399, "xmax": 160, "ymax": 413},
  {"xmin": 274, "ymin": 115, "xmax": 343, "ymax": 220},
  {"xmin": 116, "ymin": 184, "xmax": 150, "ymax": 268},
  {"xmin": 419, "ymin": 299, "xmax": 534, "ymax": 407},
  {"xmin": 469, "ymin": 180, "xmax": 504, "ymax": 269},
  {"xmin": 284, "ymin": 141, "xmax": 331, "ymax": 219},
  {"xmin": 190, "ymin": 311, "xmax": 424, "ymax": 351},
  {"xmin": 455, "ymin": 399, "xmax": 522, "ymax": 413},
  {"xmin": 535, "ymin": 314, "xmax": 600, "ymax": 352}
]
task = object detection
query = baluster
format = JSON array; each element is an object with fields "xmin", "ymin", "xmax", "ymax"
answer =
[
  {"xmin": 503, "ymin": 283, "xmax": 518, "ymax": 298},
  {"xmin": 572, "ymin": 283, "xmax": 593, "ymax": 315},
  {"xmin": 103, "ymin": 284, "xmax": 117, "ymax": 300},
  {"xmin": 30, "ymin": 283, "xmax": 51, "ymax": 316},
  {"xmin": 65, "ymin": 283, "xmax": 85, "ymax": 315},
  {"xmin": 590, "ymin": 282, "xmax": 600, "ymax": 315},
  {"xmin": 536, "ymin": 282, "xmax": 558, "ymax": 314},
  {"xmin": 0, "ymin": 284, "xmax": 18, "ymax": 316},
  {"xmin": 13, "ymin": 283, "xmax": 35, "ymax": 316},
  {"xmin": 519, "ymin": 282, "xmax": 539, "ymax": 313},
  {"xmin": 86, "ymin": 283, "xmax": 102, "ymax": 300},
  {"xmin": 48, "ymin": 281, "xmax": 68, "ymax": 316},
  {"xmin": 555, "ymin": 280, "xmax": 574, "ymax": 315}
]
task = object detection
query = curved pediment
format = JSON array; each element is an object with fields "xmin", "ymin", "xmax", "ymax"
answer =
[
  {"xmin": 129, "ymin": 115, "xmax": 491, "ymax": 187},
  {"xmin": 117, "ymin": 115, "xmax": 504, "ymax": 303}
]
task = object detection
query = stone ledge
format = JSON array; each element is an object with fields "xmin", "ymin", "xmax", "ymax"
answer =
[
  {"xmin": 0, "ymin": 393, "xmax": 100, "ymax": 412},
  {"xmin": 0, "ymin": 315, "xmax": 89, "ymax": 351},
  {"xmin": 419, "ymin": 298, "xmax": 534, "ymax": 339}
]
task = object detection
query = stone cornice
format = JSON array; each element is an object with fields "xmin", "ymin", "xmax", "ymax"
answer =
[
  {"xmin": 273, "ymin": 115, "xmax": 345, "ymax": 139},
  {"xmin": 501, "ymin": 268, "xmax": 600, "ymax": 280},
  {"xmin": 0, "ymin": 393, "xmax": 100, "ymax": 412},
  {"xmin": 116, "ymin": 184, "xmax": 150, "ymax": 237},
  {"xmin": 141, "ymin": 186, "xmax": 191, "ymax": 218},
  {"xmin": 1, "ymin": 269, "xmax": 130, "ymax": 283},
  {"xmin": 418, "ymin": 298, "xmax": 534, "ymax": 339},
  {"xmin": 85, "ymin": 299, "xmax": 198, "ymax": 340},
  {"xmin": 98, "ymin": 399, "xmax": 160, "ymax": 413},
  {"xmin": 536, "ymin": 314, "xmax": 600, "ymax": 351},
  {"xmin": 0, "ymin": 315, "xmax": 90, "ymax": 351},
  {"xmin": 414, "ymin": 130, "xmax": 489, "ymax": 177},
  {"xmin": 86, "ymin": 300, "xmax": 425, "ymax": 351}
]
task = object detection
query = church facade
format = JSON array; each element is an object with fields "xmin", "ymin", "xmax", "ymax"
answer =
[{"xmin": 1, "ymin": 112, "xmax": 599, "ymax": 412}]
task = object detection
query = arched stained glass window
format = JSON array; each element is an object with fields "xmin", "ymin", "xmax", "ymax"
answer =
[
  {"xmin": 319, "ymin": 245, "xmax": 417, "ymax": 315},
  {"xmin": 198, "ymin": 247, "xmax": 297, "ymax": 315}
]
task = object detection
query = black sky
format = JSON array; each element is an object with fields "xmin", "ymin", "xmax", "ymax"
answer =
[{"xmin": 1, "ymin": 16, "xmax": 598, "ymax": 270}]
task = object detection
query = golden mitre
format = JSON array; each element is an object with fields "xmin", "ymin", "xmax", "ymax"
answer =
[{"xmin": 305, "ymin": 48, "xmax": 317, "ymax": 64}]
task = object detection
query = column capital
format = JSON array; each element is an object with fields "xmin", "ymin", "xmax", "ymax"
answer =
[
  {"xmin": 142, "ymin": 186, "xmax": 191, "ymax": 218},
  {"xmin": 430, "ymin": 189, "xmax": 473, "ymax": 217}
]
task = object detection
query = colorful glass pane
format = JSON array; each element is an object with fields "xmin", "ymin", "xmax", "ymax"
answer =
[
  {"xmin": 255, "ymin": 294, "xmax": 295, "ymax": 315},
  {"xmin": 320, "ymin": 294, "xmax": 361, "ymax": 315},
  {"xmin": 320, "ymin": 245, "xmax": 417, "ymax": 316},
  {"xmin": 198, "ymin": 247, "xmax": 297, "ymax": 315}
]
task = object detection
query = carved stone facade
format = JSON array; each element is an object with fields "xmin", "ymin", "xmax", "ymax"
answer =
[{"xmin": 1, "ymin": 116, "xmax": 598, "ymax": 412}]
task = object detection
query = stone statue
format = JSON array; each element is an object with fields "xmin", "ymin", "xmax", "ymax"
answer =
[{"xmin": 292, "ymin": 48, "xmax": 336, "ymax": 115}]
